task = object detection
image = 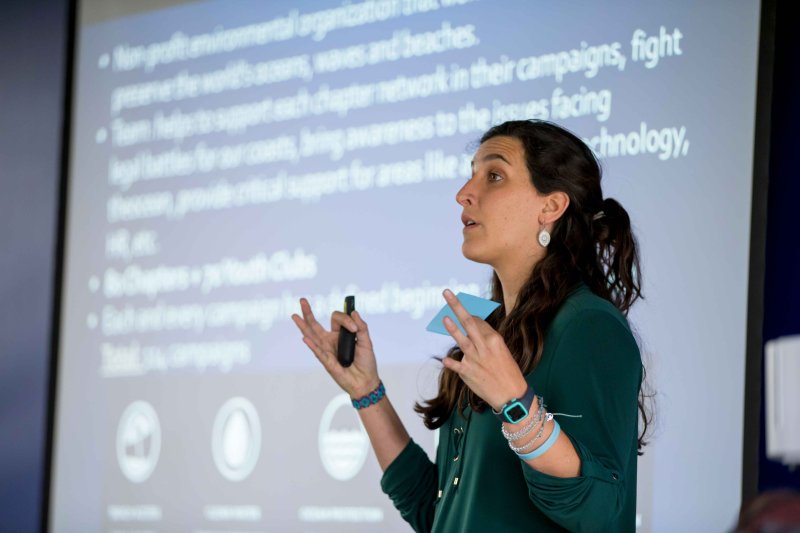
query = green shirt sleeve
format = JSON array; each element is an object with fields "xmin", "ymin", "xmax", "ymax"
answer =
[
  {"xmin": 380, "ymin": 439, "xmax": 437, "ymax": 533},
  {"xmin": 521, "ymin": 309, "xmax": 642, "ymax": 532}
]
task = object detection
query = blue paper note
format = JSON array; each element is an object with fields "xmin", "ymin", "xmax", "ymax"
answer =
[{"xmin": 425, "ymin": 292, "xmax": 501, "ymax": 336}]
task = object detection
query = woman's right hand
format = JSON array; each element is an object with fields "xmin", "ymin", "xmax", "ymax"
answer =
[{"xmin": 291, "ymin": 298, "xmax": 380, "ymax": 398}]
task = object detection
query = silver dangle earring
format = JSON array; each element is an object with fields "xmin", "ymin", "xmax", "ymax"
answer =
[{"xmin": 537, "ymin": 225, "xmax": 551, "ymax": 247}]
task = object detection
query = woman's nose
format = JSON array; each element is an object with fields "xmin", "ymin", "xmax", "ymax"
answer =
[{"xmin": 456, "ymin": 178, "xmax": 475, "ymax": 206}]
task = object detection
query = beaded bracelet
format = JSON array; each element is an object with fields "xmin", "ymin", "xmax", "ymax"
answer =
[
  {"xmin": 517, "ymin": 420, "xmax": 561, "ymax": 461},
  {"xmin": 509, "ymin": 412, "xmax": 553, "ymax": 453},
  {"xmin": 351, "ymin": 381, "xmax": 386, "ymax": 410}
]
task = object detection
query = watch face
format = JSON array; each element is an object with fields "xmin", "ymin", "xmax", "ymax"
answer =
[{"xmin": 505, "ymin": 401, "xmax": 527, "ymax": 424}]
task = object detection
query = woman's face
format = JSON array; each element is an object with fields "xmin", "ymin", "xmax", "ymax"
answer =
[{"xmin": 456, "ymin": 136, "xmax": 546, "ymax": 269}]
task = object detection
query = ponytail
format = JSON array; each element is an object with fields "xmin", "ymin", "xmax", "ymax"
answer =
[{"xmin": 592, "ymin": 197, "xmax": 642, "ymax": 315}]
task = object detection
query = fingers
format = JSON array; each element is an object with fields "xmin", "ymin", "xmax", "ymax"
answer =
[
  {"xmin": 442, "ymin": 289, "xmax": 484, "ymax": 345},
  {"xmin": 291, "ymin": 313, "xmax": 314, "ymax": 338},
  {"xmin": 350, "ymin": 311, "xmax": 374, "ymax": 348},
  {"xmin": 443, "ymin": 315, "xmax": 472, "ymax": 354},
  {"xmin": 351, "ymin": 310, "xmax": 369, "ymax": 333},
  {"xmin": 299, "ymin": 298, "xmax": 329, "ymax": 338},
  {"xmin": 442, "ymin": 354, "xmax": 464, "ymax": 375},
  {"xmin": 331, "ymin": 310, "xmax": 358, "ymax": 333},
  {"xmin": 302, "ymin": 335, "xmax": 338, "ymax": 374},
  {"xmin": 294, "ymin": 298, "xmax": 376, "ymax": 371}
]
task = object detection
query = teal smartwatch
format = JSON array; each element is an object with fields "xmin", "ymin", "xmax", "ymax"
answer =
[{"xmin": 492, "ymin": 385, "xmax": 536, "ymax": 424}]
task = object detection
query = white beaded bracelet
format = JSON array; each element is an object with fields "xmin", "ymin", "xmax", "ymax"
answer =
[{"xmin": 509, "ymin": 412, "xmax": 554, "ymax": 454}]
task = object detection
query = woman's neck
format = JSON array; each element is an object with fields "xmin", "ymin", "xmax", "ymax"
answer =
[{"xmin": 496, "ymin": 257, "xmax": 540, "ymax": 313}]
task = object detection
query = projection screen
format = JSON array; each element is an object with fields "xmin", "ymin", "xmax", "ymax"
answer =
[{"xmin": 50, "ymin": 1, "xmax": 762, "ymax": 531}]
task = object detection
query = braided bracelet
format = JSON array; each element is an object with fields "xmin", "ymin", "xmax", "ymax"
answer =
[
  {"xmin": 501, "ymin": 396, "xmax": 544, "ymax": 442},
  {"xmin": 351, "ymin": 381, "xmax": 386, "ymax": 410}
]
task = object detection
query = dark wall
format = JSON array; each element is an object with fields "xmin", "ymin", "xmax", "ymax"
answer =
[
  {"xmin": 0, "ymin": 1, "xmax": 796, "ymax": 530},
  {"xmin": 0, "ymin": 0, "xmax": 67, "ymax": 531},
  {"xmin": 758, "ymin": 0, "xmax": 800, "ymax": 492}
]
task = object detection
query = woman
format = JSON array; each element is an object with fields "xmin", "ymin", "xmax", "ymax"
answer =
[{"xmin": 292, "ymin": 119, "xmax": 648, "ymax": 532}]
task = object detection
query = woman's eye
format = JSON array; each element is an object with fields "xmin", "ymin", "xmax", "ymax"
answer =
[{"xmin": 488, "ymin": 172, "xmax": 503, "ymax": 182}]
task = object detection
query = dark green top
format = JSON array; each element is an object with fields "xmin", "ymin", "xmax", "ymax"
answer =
[{"xmin": 381, "ymin": 284, "xmax": 642, "ymax": 532}]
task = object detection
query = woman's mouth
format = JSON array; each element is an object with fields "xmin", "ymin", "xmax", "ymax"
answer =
[
  {"xmin": 463, "ymin": 221, "xmax": 480, "ymax": 232},
  {"xmin": 461, "ymin": 214, "xmax": 480, "ymax": 231}
]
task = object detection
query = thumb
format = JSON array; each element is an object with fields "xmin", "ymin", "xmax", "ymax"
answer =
[{"xmin": 351, "ymin": 311, "xmax": 370, "ymax": 334}]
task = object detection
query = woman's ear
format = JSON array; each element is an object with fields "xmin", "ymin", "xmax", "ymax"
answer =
[{"xmin": 541, "ymin": 191, "xmax": 570, "ymax": 224}]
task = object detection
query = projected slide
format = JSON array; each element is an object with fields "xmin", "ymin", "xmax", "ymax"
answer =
[{"xmin": 50, "ymin": 1, "xmax": 760, "ymax": 531}]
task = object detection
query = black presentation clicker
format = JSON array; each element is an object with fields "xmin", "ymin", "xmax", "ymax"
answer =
[{"xmin": 337, "ymin": 295, "xmax": 356, "ymax": 367}]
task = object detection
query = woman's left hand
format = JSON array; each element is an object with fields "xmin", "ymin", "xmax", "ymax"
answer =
[{"xmin": 440, "ymin": 289, "xmax": 529, "ymax": 411}]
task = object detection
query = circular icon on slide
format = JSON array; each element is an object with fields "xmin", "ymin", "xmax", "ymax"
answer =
[
  {"xmin": 318, "ymin": 393, "xmax": 369, "ymax": 481},
  {"xmin": 116, "ymin": 401, "xmax": 161, "ymax": 483},
  {"xmin": 212, "ymin": 397, "xmax": 261, "ymax": 481}
]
